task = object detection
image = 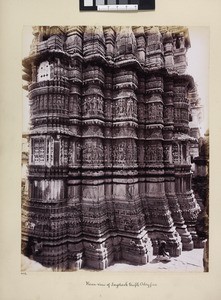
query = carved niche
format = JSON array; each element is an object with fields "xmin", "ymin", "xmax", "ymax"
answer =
[{"xmin": 82, "ymin": 139, "xmax": 104, "ymax": 166}]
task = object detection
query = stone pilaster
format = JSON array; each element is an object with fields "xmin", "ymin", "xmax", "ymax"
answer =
[
  {"xmin": 163, "ymin": 78, "xmax": 193, "ymax": 250},
  {"xmin": 144, "ymin": 74, "xmax": 182, "ymax": 256},
  {"xmin": 173, "ymin": 78, "xmax": 201, "ymax": 247},
  {"xmin": 66, "ymin": 27, "xmax": 84, "ymax": 270},
  {"xmin": 112, "ymin": 27, "xmax": 153, "ymax": 264},
  {"xmin": 145, "ymin": 27, "xmax": 164, "ymax": 71}
]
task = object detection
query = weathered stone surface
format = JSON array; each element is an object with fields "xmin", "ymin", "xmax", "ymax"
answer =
[{"xmin": 22, "ymin": 26, "xmax": 201, "ymax": 270}]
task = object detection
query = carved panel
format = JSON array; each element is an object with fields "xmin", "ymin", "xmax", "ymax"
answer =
[
  {"xmin": 83, "ymin": 94, "xmax": 104, "ymax": 118},
  {"xmin": 145, "ymin": 143, "xmax": 163, "ymax": 162},
  {"xmin": 65, "ymin": 26, "xmax": 84, "ymax": 55},
  {"xmin": 104, "ymin": 142, "xmax": 112, "ymax": 165},
  {"xmin": 82, "ymin": 139, "xmax": 104, "ymax": 166},
  {"xmin": 147, "ymin": 102, "xmax": 163, "ymax": 122},
  {"xmin": 113, "ymin": 140, "xmax": 127, "ymax": 165},
  {"xmin": 69, "ymin": 94, "xmax": 81, "ymax": 116},
  {"xmin": 172, "ymin": 143, "xmax": 179, "ymax": 163}
]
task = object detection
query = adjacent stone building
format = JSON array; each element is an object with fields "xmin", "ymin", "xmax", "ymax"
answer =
[{"xmin": 22, "ymin": 26, "xmax": 202, "ymax": 270}]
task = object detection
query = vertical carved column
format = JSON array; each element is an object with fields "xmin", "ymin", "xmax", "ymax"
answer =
[
  {"xmin": 173, "ymin": 30, "xmax": 189, "ymax": 75},
  {"xmin": 173, "ymin": 78, "xmax": 201, "ymax": 246},
  {"xmin": 145, "ymin": 27, "xmax": 164, "ymax": 71},
  {"xmin": 144, "ymin": 74, "xmax": 182, "ymax": 256},
  {"xmin": 163, "ymin": 78, "xmax": 193, "ymax": 250},
  {"xmin": 66, "ymin": 26, "xmax": 84, "ymax": 55},
  {"xmin": 103, "ymin": 69, "xmax": 117, "ymax": 257},
  {"xmin": 103, "ymin": 26, "xmax": 116, "ymax": 62},
  {"xmin": 113, "ymin": 26, "xmax": 153, "ymax": 265},
  {"xmin": 103, "ymin": 28, "xmax": 115, "ymax": 239},
  {"xmin": 137, "ymin": 76, "xmax": 152, "ymax": 229},
  {"xmin": 81, "ymin": 26, "xmax": 112, "ymax": 269},
  {"xmin": 66, "ymin": 26, "xmax": 84, "ymax": 270},
  {"xmin": 132, "ymin": 26, "xmax": 146, "ymax": 64},
  {"xmin": 103, "ymin": 29, "xmax": 115, "ymax": 240},
  {"xmin": 162, "ymin": 31, "xmax": 174, "ymax": 73}
]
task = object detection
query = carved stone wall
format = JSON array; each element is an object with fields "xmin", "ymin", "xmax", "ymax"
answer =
[{"xmin": 22, "ymin": 26, "xmax": 200, "ymax": 270}]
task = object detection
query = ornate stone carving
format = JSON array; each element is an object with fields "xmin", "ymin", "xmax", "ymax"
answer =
[{"xmin": 22, "ymin": 26, "xmax": 201, "ymax": 270}]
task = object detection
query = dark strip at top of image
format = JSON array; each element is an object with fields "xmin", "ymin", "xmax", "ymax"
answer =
[{"xmin": 79, "ymin": 0, "xmax": 155, "ymax": 11}]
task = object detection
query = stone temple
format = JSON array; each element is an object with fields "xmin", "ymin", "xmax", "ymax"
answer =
[{"xmin": 22, "ymin": 26, "xmax": 203, "ymax": 270}]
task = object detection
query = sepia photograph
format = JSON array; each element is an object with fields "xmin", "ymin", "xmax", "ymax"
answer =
[{"xmin": 21, "ymin": 25, "xmax": 209, "ymax": 273}]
